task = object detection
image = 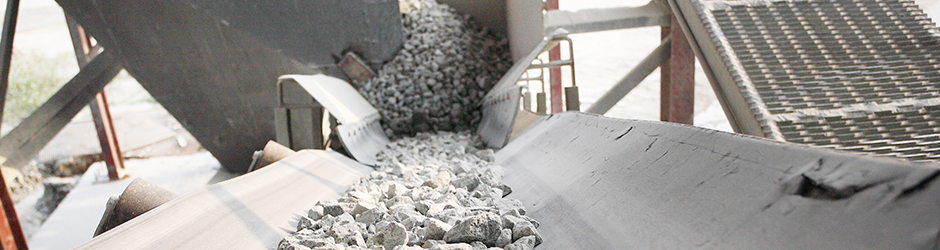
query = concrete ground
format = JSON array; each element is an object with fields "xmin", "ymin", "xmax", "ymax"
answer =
[{"xmin": 3, "ymin": 0, "xmax": 940, "ymax": 249}]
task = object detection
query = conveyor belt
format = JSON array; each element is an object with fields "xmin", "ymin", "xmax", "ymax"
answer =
[
  {"xmin": 72, "ymin": 151, "xmax": 372, "ymax": 249},
  {"xmin": 72, "ymin": 113, "xmax": 940, "ymax": 249},
  {"xmin": 670, "ymin": 0, "xmax": 940, "ymax": 162},
  {"xmin": 498, "ymin": 112, "xmax": 940, "ymax": 248}
]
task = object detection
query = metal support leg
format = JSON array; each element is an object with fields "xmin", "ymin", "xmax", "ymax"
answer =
[
  {"xmin": 546, "ymin": 0, "xmax": 564, "ymax": 114},
  {"xmin": 0, "ymin": 0, "xmax": 28, "ymax": 247},
  {"xmin": 586, "ymin": 37, "xmax": 669, "ymax": 115},
  {"xmin": 536, "ymin": 92, "xmax": 547, "ymax": 115},
  {"xmin": 89, "ymin": 93, "xmax": 124, "ymax": 180},
  {"xmin": 661, "ymin": 15, "xmax": 694, "ymax": 125},
  {"xmin": 66, "ymin": 15, "xmax": 124, "ymax": 180}
]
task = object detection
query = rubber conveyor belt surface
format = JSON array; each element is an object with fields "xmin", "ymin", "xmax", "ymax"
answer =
[
  {"xmin": 497, "ymin": 112, "xmax": 940, "ymax": 249},
  {"xmin": 73, "ymin": 150, "xmax": 372, "ymax": 249}
]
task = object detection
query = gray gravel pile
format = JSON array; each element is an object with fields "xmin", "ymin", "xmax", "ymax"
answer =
[
  {"xmin": 358, "ymin": 0, "xmax": 513, "ymax": 138},
  {"xmin": 278, "ymin": 132, "xmax": 541, "ymax": 250}
]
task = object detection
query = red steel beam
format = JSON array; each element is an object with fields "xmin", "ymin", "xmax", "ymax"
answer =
[
  {"xmin": 0, "ymin": 177, "xmax": 23, "ymax": 250},
  {"xmin": 89, "ymin": 92, "xmax": 124, "ymax": 180},
  {"xmin": 546, "ymin": 0, "xmax": 564, "ymax": 113},
  {"xmin": 0, "ymin": 0, "xmax": 30, "ymax": 247},
  {"xmin": 660, "ymin": 15, "xmax": 694, "ymax": 125},
  {"xmin": 66, "ymin": 16, "xmax": 125, "ymax": 180}
]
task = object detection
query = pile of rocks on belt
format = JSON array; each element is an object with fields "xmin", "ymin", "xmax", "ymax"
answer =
[
  {"xmin": 277, "ymin": 132, "xmax": 541, "ymax": 250},
  {"xmin": 357, "ymin": 0, "xmax": 512, "ymax": 138}
]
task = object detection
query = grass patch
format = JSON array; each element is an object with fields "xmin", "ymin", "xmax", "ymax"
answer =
[{"xmin": 3, "ymin": 51, "xmax": 69, "ymax": 127}]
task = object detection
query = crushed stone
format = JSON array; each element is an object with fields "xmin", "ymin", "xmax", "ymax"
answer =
[
  {"xmin": 357, "ymin": 0, "xmax": 512, "ymax": 138},
  {"xmin": 277, "ymin": 132, "xmax": 540, "ymax": 250}
]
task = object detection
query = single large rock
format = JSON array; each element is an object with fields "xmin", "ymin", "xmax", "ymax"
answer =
[
  {"xmin": 452, "ymin": 175, "xmax": 482, "ymax": 191},
  {"xmin": 504, "ymin": 236, "xmax": 536, "ymax": 250},
  {"xmin": 308, "ymin": 206, "xmax": 325, "ymax": 220},
  {"xmin": 386, "ymin": 183, "xmax": 409, "ymax": 198},
  {"xmin": 322, "ymin": 203, "xmax": 356, "ymax": 216},
  {"xmin": 423, "ymin": 171, "xmax": 452, "ymax": 188},
  {"xmin": 511, "ymin": 221, "xmax": 541, "ymax": 246},
  {"xmin": 382, "ymin": 222, "xmax": 409, "ymax": 250},
  {"xmin": 296, "ymin": 216, "xmax": 316, "ymax": 231},
  {"xmin": 352, "ymin": 200, "xmax": 382, "ymax": 216},
  {"xmin": 496, "ymin": 228, "xmax": 512, "ymax": 248},
  {"xmin": 443, "ymin": 212, "xmax": 502, "ymax": 246},
  {"xmin": 426, "ymin": 218, "xmax": 453, "ymax": 240},
  {"xmin": 431, "ymin": 243, "xmax": 473, "ymax": 250},
  {"xmin": 357, "ymin": 206, "xmax": 389, "ymax": 225},
  {"xmin": 329, "ymin": 219, "xmax": 361, "ymax": 243}
]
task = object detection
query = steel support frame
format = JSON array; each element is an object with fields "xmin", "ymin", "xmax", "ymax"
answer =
[
  {"xmin": 586, "ymin": 36, "xmax": 670, "ymax": 115},
  {"xmin": 65, "ymin": 15, "xmax": 124, "ymax": 180},
  {"xmin": 660, "ymin": 15, "xmax": 694, "ymax": 125},
  {"xmin": 545, "ymin": 0, "xmax": 565, "ymax": 113},
  {"xmin": 0, "ymin": 50, "xmax": 122, "ymax": 169},
  {"xmin": 542, "ymin": 1, "xmax": 694, "ymax": 122},
  {"xmin": 543, "ymin": 4, "xmax": 670, "ymax": 35},
  {"xmin": 528, "ymin": 35, "xmax": 576, "ymax": 112},
  {"xmin": 0, "ymin": 0, "xmax": 28, "ymax": 247}
]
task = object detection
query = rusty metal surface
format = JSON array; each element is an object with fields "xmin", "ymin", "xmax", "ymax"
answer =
[
  {"xmin": 546, "ymin": 0, "xmax": 563, "ymax": 114},
  {"xmin": 0, "ymin": 0, "xmax": 27, "ymax": 247},
  {"xmin": 74, "ymin": 150, "xmax": 372, "ymax": 250},
  {"xmin": 660, "ymin": 17, "xmax": 695, "ymax": 125},
  {"xmin": 497, "ymin": 112, "xmax": 940, "ymax": 249},
  {"xmin": 337, "ymin": 52, "xmax": 375, "ymax": 86},
  {"xmin": 66, "ymin": 18, "xmax": 126, "ymax": 181},
  {"xmin": 548, "ymin": 48, "xmax": 563, "ymax": 114},
  {"xmin": 88, "ymin": 92, "xmax": 125, "ymax": 180}
]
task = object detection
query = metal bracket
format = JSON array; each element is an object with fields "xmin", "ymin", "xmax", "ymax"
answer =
[{"xmin": 276, "ymin": 75, "xmax": 389, "ymax": 166}]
